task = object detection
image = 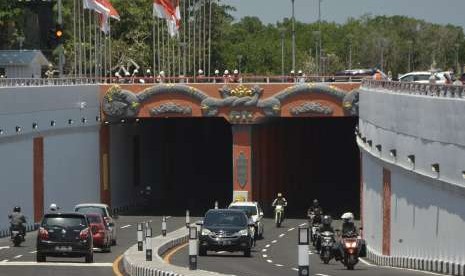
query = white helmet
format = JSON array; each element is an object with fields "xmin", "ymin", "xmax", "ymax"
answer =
[
  {"xmin": 233, "ymin": 69, "xmax": 239, "ymax": 74},
  {"xmin": 49, "ymin": 203, "xmax": 58, "ymax": 212},
  {"xmin": 224, "ymin": 70, "xmax": 229, "ymax": 75},
  {"xmin": 341, "ymin": 212, "xmax": 354, "ymax": 222},
  {"xmin": 198, "ymin": 69, "xmax": 204, "ymax": 74},
  {"xmin": 214, "ymin": 69, "xmax": 220, "ymax": 74}
]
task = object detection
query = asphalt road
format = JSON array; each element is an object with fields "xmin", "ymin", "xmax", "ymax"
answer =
[
  {"xmin": 170, "ymin": 218, "xmax": 440, "ymax": 276},
  {"xmin": 0, "ymin": 215, "xmax": 187, "ymax": 276}
]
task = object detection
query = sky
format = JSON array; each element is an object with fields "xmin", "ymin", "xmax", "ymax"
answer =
[{"xmin": 221, "ymin": 0, "xmax": 465, "ymax": 29}]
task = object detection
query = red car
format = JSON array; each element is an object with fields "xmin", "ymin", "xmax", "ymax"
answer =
[{"xmin": 86, "ymin": 214, "xmax": 111, "ymax": 252}]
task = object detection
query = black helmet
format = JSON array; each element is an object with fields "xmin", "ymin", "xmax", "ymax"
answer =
[
  {"xmin": 13, "ymin": 206, "xmax": 21, "ymax": 212},
  {"xmin": 313, "ymin": 199, "xmax": 319, "ymax": 206},
  {"xmin": 322, "ymin": 215, "xmax": 332, "ymax": 226}
]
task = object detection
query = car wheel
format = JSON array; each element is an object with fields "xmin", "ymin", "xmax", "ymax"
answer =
[
  {"xmin": 243, "ymin": 248, "xmax": 251, "ymax": 257},
  {"xmin": 199, "ymin": 247, "xmax": 207, "ymax": 256},
  {"xmin": 85, "ymin": 252, "xmax": 94, "ymax": 263},
  {"xmin": 36, "ymin": 253, "xmax": 46, "ymax": 262}
]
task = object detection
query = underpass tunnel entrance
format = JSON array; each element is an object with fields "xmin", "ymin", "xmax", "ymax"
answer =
[
  {"xmin": 110, "ymin": 118, "xmax": 232, "ymax": 217},
  {"xmin": 252, "ymin": 117, "xmax": 360, "ymax": 218}
]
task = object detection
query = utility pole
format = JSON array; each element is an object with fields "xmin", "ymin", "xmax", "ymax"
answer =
[
  {"xmin": 318, "ymin": 0, "xmax": 322, "ymax": 75},
  {"xmin": 291, "ymin": 0, "xmax": 296, "ymax": 72},
  {"xmin": 58, "ymin": 0, "xmax": 64, "ymax": 77}
]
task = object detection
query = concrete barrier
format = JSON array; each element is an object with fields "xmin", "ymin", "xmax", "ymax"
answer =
[
  {"xmin": 122, "ymin": 226, "xmax": 233, "ymax": 276},
  {"xmin": 365, "ymin": 247, "xmax": 465, "ymax": 276}
]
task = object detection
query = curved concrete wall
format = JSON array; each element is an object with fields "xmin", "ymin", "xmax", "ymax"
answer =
[
  {"xmin": 0, "ymin": 85, "xmax": 101, "ymax": 231},
  {"xmin": 359, "ymin": 86, "xmax": 465, "ymax": 267}
]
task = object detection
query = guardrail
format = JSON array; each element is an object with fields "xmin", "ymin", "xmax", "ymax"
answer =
[
  {"xmin": 361, "ymin": 79, "xmax": 465, "ymax": 98},
  {"xmin": 0, "ymin": 75, "xmax": 366, "ymax": 88}
]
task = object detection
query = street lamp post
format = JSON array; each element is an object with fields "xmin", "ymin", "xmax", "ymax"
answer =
[
  {"xmin": 347, "ymin": 34, "xmax": 353, "ymax": 82},
  {"xmin": 318, "ymin": 0, "xmax": 322, "ymax": 75},
  {"xmin": 180, "ymin": 42, "xmax": 187, "ymax": 77},
  {"xmin": 455, "ymin": 43, "xmax": 460, "ymax": 74},
  {"xmin": 57, "ymin": 0, "xmax": 64, "ymax": 77},
  {"xmin": 291, "ymin": 0, "xmax": 296, "ymax": 72},
  {"xmin": 17, "ymin": 36, "xmax": 25, "ymax": 51},
  {"xmin": 313, "ymin": 31, "xmax": 320, "ymax": 74},
  {"xmin": 407, "ymin": 40, "xmax": 413, "ymax": 72},
  {"xmin": 237, "ymin": 55, "xmax": 243, "ymax": 74},
  {"xmin": 280, "ymin": 28, "xmax": 286, "ymax": 81}
]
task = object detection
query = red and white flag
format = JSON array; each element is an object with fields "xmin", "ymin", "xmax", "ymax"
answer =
[
  {"xmin": 83, "ymin": 0, "xmax": 110, "ymax": 15},
  {"xmin": 96, "ymin": 0, "xmax": 120, "ymax": 34},
  {"xmin": 153, "ymin": 0, "xmax": 181, "ymax": 37}
]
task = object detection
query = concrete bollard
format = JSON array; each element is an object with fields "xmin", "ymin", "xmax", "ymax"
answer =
[
  {"xmin": 188, "ymin": 226, "xmax": 198, "ymax": 270},
  {"xmin": 145, "ymin": 226, "xmax": 152, "ymax": 261},
  {"xmin": 297, "ymin": 227, "xmax": 310, "ymax": 276},
  {"xmin": 162, "ymin": 216, "xmax": 167, "ymax": 237},
  {"xmin": 137, "ymin": 223, "xmax": 143, "ymax": 251},
  {"xmin": 186, "ymin": 210, "xmax": 190, "ymax": 228},
  {"xmin": 214, "ymin": 201, "xmax": 218, "ymax": 209}
]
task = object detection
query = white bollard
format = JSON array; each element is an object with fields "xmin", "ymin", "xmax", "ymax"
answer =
[
  {"xmin": 137, "ymin": 223, "xmax": 143, "ymax": 251},
  {"xmin": 162, "ymin": 216, "xmax": 167, "ymax": 237},
  {"xmin": 298, "ymin": 227, "xmax": 310, "ymax": 276},
  {"xmin": 145, "ymin": 226, "xmax": 152, "ymax": 261},
  {"xmin": 189, "ymin": 226, "xmax": 198, "ymax": 270},
  {"xmin": 214, "ymin": 201, "xmax": 219, "ymax": 209},
  {"xmin": 186, "ymin": 210, "xmax": 190, "ymax": 228}
]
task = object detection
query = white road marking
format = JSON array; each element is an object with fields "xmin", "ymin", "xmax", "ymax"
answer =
[
  {"xmin": 299, "ymin": 223, "xmax": 307, "ymax": 226},
  {"xmin": 266, "ymin": 259, "xmax": 273, "ymax": 263},
  {"xmin": 217, "ymin": 251, "xmax": 226, "ymax": 254},
  {"xmin": 166, "ymin": 216, "xmax": 172, "ymax": 219},
  {"xmin": 28, "ymin": 251, "xmax": 37, "ymax": 254},
  {"xmin": 316, "ymin": 274, "xmax": 331, "ymax": 276},
  {"xmin": 308, "ymin": 251, "xmax": 314, "ymax": 255},
  {"xmin": 120, "ymin": 224, "xmax": 131, "ymax": 229},
  {"xmin": 359, "ymin": 258, "xmax": 375, "ymax": 267},
  {"xmin": 265, "ymin": 244, "xmax": 270, "ymax": 248},
  {"xmin": 279, "ymin": 234, "xmax": 285, "ymax": 238},
  {"xmin": 361, "ymin": 259, "xmax": 445, "ymax": 276},
  {"xmin": 261, "ymin": 249, "xmax": 267, "ymax": 252},
  {"xmin": 271, "ymin": 240, "xmax": 277, "ymax": 244},
  {"xmin": 275, "ymin": 264, "xmax": 284, "ymax": 267},
  {"xmin": 0, "ymin": 246, "xmax": 10, "ymax": 250},
  {"xmin": 13, "ymin": 255, "xmax": 22, "ymax": 259},
  {"xmin": 0, "ymin": 262, "xmax": 113, "ymax": 267},
  {"xmin": 262, "ymin": 254, "xmax": 268, "ymax": 258},
  {"xmin": 291, "ymin": 267, "xmax": 298, "ymax": 271},
  {"xmin": 288, "ymin": 228, "xmax": 295, "ymax": 232}
]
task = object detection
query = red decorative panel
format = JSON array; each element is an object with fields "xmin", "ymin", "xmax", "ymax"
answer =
[
  {"xmin": 100, "ymin": 126, "xmax": 111, "ymax": 206},
  {"xmin": 232, "ymin": 125, "xmax": 253, "ymax": 201},
  {"xmin": 382, "ymin": 168, "xmax": 391, "ymax": 256},
  {"xmin": 33, "ymin": 137, "xmax": 44, "ymax": 223}
]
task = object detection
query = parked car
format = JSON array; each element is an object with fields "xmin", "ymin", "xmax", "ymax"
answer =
[
  {"xmin": 36, "ymin": 213, "xmax": 93, "ymax": 263},
  {"xmin": 74, "ymin": 203, "xmax": 117, "ymax": 245},
  {"xmin": 86, "ymin": 213, "xmax": 111, "ymax": 252},
  {"xmin": 197, "ymin": 209, "xmax": 254, "ymax": 257},
  {"xmin": 399, "ymin": 71, "xmax": 448, "ymax": 84},
  {"xmin": 228, "ymin": 201, "xmax": 264, "ymax": 239}
]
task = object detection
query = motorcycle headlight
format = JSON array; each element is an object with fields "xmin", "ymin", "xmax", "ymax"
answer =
[
  {"xmin": 345, "ymin": 241, "xmax": 357, "ymax": 248},
  {"xmin": 201, "ymin": 228, "xmax": 212, "ymax": 236},
  {"xmin": 236, "ymin": 229, "xmax": 249, "ymax": 236}
]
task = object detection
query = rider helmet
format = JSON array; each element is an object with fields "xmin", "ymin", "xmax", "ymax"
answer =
[
  {"xmin": 322, "ymin": 215, "xmax": 332, "ymax": 226},
  {"xmin": 277, "ymin": 192, "xmax": 282, "ymax": 197},
  {"xmin": 313, "ymin": 199, "xmax": 319, "ymax": 206},
  {"xmin": 13, "ymin": 206, "xmax": 21, "ymax": 212},
  {"xmin": 49, "ymin": 203, "xmax": 58, "ymax": 212},
  {"xmin": 341, "ymin": 212, "xmax": 354, "ymax": 223}
]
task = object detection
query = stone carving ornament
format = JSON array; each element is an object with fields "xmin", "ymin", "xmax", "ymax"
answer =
[
  {"xmin": 290, "ymin": 102, "xmax": 333, "ymax": 116},
  {"xmin": 149, "ymin": 102, "xmax": 192, "ymax": 116}
]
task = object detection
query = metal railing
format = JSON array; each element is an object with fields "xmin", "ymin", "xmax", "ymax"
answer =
[
  {"xmin": 0, "ymin": 75, "xmax": 366, "ymax": 88},
  {"xmin": 362, "ymin": 79, "xmax": 465, "ymax": 99}
]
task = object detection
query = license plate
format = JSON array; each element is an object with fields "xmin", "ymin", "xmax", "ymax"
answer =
[
  {"xmin": 55, "ymin": 246, "xmax": 72, "ymax": 252},
  {"xmin": 220, "ymin": 241, "xmax": 231, "ymax": 245},
  {"xmin": 11, "ymin": 231, "xmax": 19, "ymax": 235}
]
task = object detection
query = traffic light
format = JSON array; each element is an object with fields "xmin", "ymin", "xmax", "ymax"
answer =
[{"xmin": 48, "ymin": 24, "xmax": 64, "ymax": 48}]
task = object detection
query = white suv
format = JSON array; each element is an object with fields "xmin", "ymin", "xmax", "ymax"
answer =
[
  {"xmin": 74, "ymin": 203, "xmax": 117, "ymax": 245},
  {"xmin": 228, "ymin": 201, "xmax": 264, "ymax": 239},
  {"xmin": 399, "ymin": 71, "xmax": 448, "ymax": 84}
]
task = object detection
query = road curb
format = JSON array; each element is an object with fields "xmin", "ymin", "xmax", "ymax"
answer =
[
  {"xmin": 121, "ymin": 226, "xmax": 233, "ymax": 276},
  {"xmin": 367, "ymin": 247, "xmax": 465, "ymax": 276}
]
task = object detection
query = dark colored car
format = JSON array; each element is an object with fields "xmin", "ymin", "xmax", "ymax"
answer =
[
  {"xmin": 86, "ymin": 213, "xmax": 111, "ymax": 252},
  {"xmin": 36, "ymin": 213, "xmax": 93, "ymax": 263},
  {"xmin": 198, "ymin": 209, "xmax": 254, "ymax": 257}
]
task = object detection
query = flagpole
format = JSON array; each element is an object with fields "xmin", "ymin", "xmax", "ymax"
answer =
[
  {"xmin": 88, "ymin": 9, "xmax": 93, "ymax": 79},
  {"xmin": 77, "ymin": 0, "xmax": 82, "ymax": 77},
  {"xmin": 152, "ymin": 17, "xmax": 156, "ymax": 78},
  {"xmin": 182, "ymin": 0, "xmax": 187, "ymax": 76},
  {"xmin": 94, "ymin": 12, "xmax": 98, "ymax": 80},
  {"xmin": 188, "ymin": 0, "xmax": 192, "ymax": 76},
  {"xmin": 161, "ymin": 20, "xmax": 165, "ymax": 74},
  {"xmin": 73, "ymin": 0, "xmax": 77, "ymax": 77},
  {"xmin": 167, "ymin": 28, "xmax": 171, "ymax": 79},
  {"xmin": 208, "ymin": 0, "xmax": 212, "ymax": 76},
  {"xmin": 202, "ymin": 0, "xmax": 206, "ymax": 73},
  {"xmin": 157, "ymin": 17, "xmax": 161, "ymax": 74},
  {"xmin": 193, "ymin": 0, "xmax": 196, "ymax": 79},
  {"xmin": 83, "ymin": 8, "xmax": 87, "ymax": 77},
  {"xmin": 109, "ymin": 19, "xmax": 112, "ymax": 83}
]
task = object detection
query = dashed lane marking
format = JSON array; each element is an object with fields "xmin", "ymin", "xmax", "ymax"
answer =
[
  {"xmin": 261, "ymin": 249, "xmax": 267, "ymax": 252},
  {"xmin": 0, "ymin": 262, "xmax": 113, "ymax": 267},
  {"xmin": 299, "ymin": 223, "xmax": 307, "ymax": 226},
  {"xmin": 262, "ymin": 254, "xmax": 268, "ymax": 258},
  {"xmin": 279, "ymin": 234, "xmax": 285, "ymax": 238},
  {"xmin": 271, "ymin": 240, "xmax": 277, "ymax": 244},
  {"xmin": 13, "ymin": 255, "xmax": 22, "ymax": 259},
  {"xmin": 291, "ymin": 267, "xmax": 298, "ymax": 271},
  {"xmin": 266, "ymin": 259, "xmax": 273, "ymax": 263},
  {"xmin": 0, "ymin": 246, "xmax": 10, "ymax": 250},
  {"xmin": 166, "ymin": 216, "xmax": 172, "ymax": 219},
  {"xmin": 217, "ymin": 251, "xmax": 226, "ymax": 254},
  {"xmin": 359, "ymin": 257, "xmax": 375, "ymax": 267},
  {"xmin": 120, "ymin": 224, "xmax": 131, "ymax": 229},
  {"xmin": 28, "ymin": 251, "xmax": 37, "ymax": 254},
  {"xmin": 275, "ymin": 264, "xmax": 284, "ymax": 267},
  {"xmin": 288, "ymin": 228, "xmax": 295, "ymax": 232},
  {"xmin": 265, "ymin": 244, "xmax": 270, "ymax": 248},
  {"xmin": 316, "ymin": 274, "xmax": 331, "ymax": 276}
]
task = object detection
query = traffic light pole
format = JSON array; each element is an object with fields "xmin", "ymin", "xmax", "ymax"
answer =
[{"xmin": 57, "ymin": 0, "xmax": 64, "ymax": 77}]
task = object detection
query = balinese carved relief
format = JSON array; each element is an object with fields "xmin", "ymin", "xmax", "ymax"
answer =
[
  {"xmin": 149, "ymin": 102, "xmax": 192, "ymax": 116},
  {"xmin": 290, "ymin": 102, "xmax": 333, "ymax": 116}
]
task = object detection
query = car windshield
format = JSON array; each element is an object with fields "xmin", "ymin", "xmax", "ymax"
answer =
[
  {"xmin": 75, "ymin": 206, "xmax": 106, "ymax": 217},
  {"xmin": 43, "ymin": 217, "xmax": 86, "ymax": 229},
  {"xmin": 414, "ymin": 74, "xmax": 430, "ymax": 81},
  {"xmin": 204, "ymin": 211, "xmax": 247, "ymax": 227},
  {"xmin": 86, "ymin": 215, "xmax": 103, "ymax": 224},
  {"xmin": 229, "ymin": 205, "xmax": 257, "ymax": 216}
]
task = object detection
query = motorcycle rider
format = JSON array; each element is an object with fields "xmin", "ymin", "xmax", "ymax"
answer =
[
  {"xmin": 49, "ymin": 203, "xmax": 60, "ymax": 213},
  {"xmin": 8, "ymin": 206, "xmax": 26, "ymax": 239},
  {"xmin": 316, "ymin": 215, "xmax": 334, "ymax": 252},
  {"xmin": 272, "ymin": 192, "xmax": 288, "ymax": 220},
  {"xmin": 307, "ymin": 199, "xmax": 323, "ymax": 225},
  {"xmin": 335, "ymin": 212, "xmax": 358, "ymax": 261}
]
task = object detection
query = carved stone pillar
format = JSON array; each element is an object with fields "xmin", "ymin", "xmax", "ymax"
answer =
[{"xmin": 232, "ymin": 125, "xmax": 253, "ymax": 201}]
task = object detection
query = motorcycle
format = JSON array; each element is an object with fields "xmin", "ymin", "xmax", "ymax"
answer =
[
  {"xmin": 319, "ymin": 231, "xmax": 335, "ymax": 264},
  {"xmin": 311, "ymin": 223, "xmax": 320, "ymax": 246},
  {"xmin": 341, "ymin": 233, "xmax": 360, "ymax": 270},
  {"xmin": 274, "ymin": 205, "xmax": 284, "ymax": 227},
  {"xmin": 10, "ymin": 225, "xmax": 24, "ymax": 247}
]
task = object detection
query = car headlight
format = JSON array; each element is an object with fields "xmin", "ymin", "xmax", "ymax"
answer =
[
  {"xmin": 201, "ymin": 228, "xmax": 212, "ymax": 236},
  {"xmin": 237, "ymin": 229, "xmax": 249, "ymax": 236}
]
